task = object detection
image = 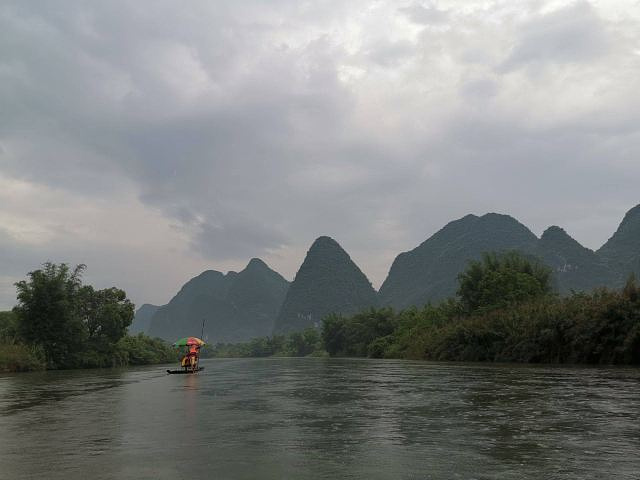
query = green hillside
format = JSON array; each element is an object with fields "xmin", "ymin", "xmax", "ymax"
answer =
[
  {"xmin": 537, "ymin": 226, "xmax": 614, "ymax": 294},
  {"xmin": 273, "ymin": 236, "xmax": 378, "ymax": 334},
  {"xmin": 379, "ymin": 213, "xmax": 539, "ymax": 310},
  {"xmin": 379, "ymin": 205, "xmax": 640, "ymax": 310},
  {"xmin": 598, "ymin": 204, "xmax": 640, "ymax": 287},
  {"xmin": 147, "ymin": 259, "xmax": 289, "ymax": 342}
]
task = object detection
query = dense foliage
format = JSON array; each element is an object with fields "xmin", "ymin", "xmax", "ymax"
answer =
[
  {"xmin": 117, "ymin": 333, "xmax": 180, "ymax": 365},
  {"xmin": 321, "ymin": 272, "xmax": 640, "ymax": 365},
  {"xmin": 457, "ymin": 251, "xmax": 553, "ymax": 313},
  {"xmin": 0, "ymin": 310, "xmax": 18, "ymax": 343},
  {"xmin": 206, "ymin": 327, "xmax": 325, "ymax": 358},
  {"xmin": 0, "ymin": 311, "xmax": 46, "ymax": 371},
  {"xmin": 2, "ymin": 263, "xmax": 178, "ymax": 371}
]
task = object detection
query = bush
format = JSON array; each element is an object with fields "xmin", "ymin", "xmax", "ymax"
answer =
[
  {"xmin": 117, "ymin": 334, "xmax": 180, "ymax": 365},
  {"xmin": 320, "ymin": 276, "xmax": 640, "ymax": 365},
  {"xmin": 457, "ymin": 251, "xmax": 553, "ymax": 313},
  {"xmin": 0, "ymin": 343, "xmax": 46, "ymax": 372}
]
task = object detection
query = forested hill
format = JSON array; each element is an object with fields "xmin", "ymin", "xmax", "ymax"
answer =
[
  {"xmin": 146, "ymin": 258, "xmax": 289, "ymax": 342},
  {"xmin": 379, "ymin": 204, "xmax": 640, "ymax": 310},
  {"xmin": 136, "ymin": 204, "xmax": 639, "ymax": 337},
  {"xmin": 378, "ymin": 213, "xmax": 538, "ymax": 310},
  {"xmin": 597, "ymin": 204, "xmax": 640, "ymax": 287},
  {"xmin": 272, "ymin": 236, "xmax": 378, "ymax": 334},
  {"xmin": 537, "ymin": 226, "xmax": 614, "ymax": 294}
]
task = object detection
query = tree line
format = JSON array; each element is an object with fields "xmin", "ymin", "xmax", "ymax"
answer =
[
  {"xmin": 1, "ymin": 263, "xmax": 178, "ymax": 372},
  {"xmin": 206, "ymin": 327, "xmax": 324, "ymax": 358},
  {"xmin": 210, "ymin": 252, "xmax": 640, "ymax": 364}
]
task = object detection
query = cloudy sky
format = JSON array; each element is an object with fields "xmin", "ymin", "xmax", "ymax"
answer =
[{"xmin": 1, "ymin": 0, "xmax": 639, "ymax": 309}]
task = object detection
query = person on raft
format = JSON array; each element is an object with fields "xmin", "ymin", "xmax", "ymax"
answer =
[{"xmin": 181, "ymin": 344, "xmax": 200, "ymax": 371}]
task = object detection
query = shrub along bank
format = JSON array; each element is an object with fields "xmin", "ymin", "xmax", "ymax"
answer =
[
  {"xmin": 1, "ymin": 263, "xmax": 178, "ymax": 372},
  {"xmin": 321, "ymin": 253, "xmax": 640, "ymax": 364}
]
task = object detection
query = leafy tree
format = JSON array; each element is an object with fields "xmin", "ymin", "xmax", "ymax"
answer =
[
  {"xmin": 321, "ymin": 313, "xmax": 347, "ymax": 356},
  {"xmin": 457, "ymin": 251, "xmax": 553, "ymax": 313},
  {"xmin": 13, "ymin": 263, "xmax": 135, "ymax": 368},
  {"xmin": 14, "ymin": 263, "xmax": 87, "ymax": 368},
  {"xmin": 117, "ymin": 333, "xmax": 179, "ymax": 366},
  {"xmin": 80, "ymin": 286, "xmax": 134, "ymax": 360},
  {"xmin": 321, "ymin": 308, "xmax": 396, "ymax": 357}
]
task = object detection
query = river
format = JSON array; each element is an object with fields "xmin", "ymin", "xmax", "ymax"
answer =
[{"xmin": 1, "ymin": 358, "xmax": 639, "ymax": 479}]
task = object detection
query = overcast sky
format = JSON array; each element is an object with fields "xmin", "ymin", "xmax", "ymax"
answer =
[{"xmin": 1, "ymin": 0, "xmax": 639, "ymax": 310}]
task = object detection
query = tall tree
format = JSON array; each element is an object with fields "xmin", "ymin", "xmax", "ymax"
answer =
[
  {"xmin": 457, "ymin": 251, "xmax": 553, "ymax": 313},
  {"xmin": 14, "ymin": 263, "xmax": 87, "ymax": 367},
  {"xmin": 80, "ymin": 286, "xmax": 134, "ymax": 358},
  {"xmin": 14, "ymin": 263, "xmax": 135, "ymax": 368}
]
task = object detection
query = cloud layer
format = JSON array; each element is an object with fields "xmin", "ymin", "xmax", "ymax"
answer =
[{"xmin": 1, "ymin": 0, "xmax": 639, "ymax": 308}]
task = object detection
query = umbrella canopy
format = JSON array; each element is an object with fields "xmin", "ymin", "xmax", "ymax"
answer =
[{"xmin": 173, "ymin": 337, "xmax": 206, "ymax": 347}]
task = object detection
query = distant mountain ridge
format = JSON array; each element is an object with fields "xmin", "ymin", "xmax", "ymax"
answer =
[
  {"xmin": 537, "ymin": 226, "xmax": 614, "ymax": 294},
  {"xmin": 145, "ymin": 258, "xmax": 289, "ymax": 343},
  {"xmin": 379, "ymin": 213, "xmax": 539, "ymax": 310},
  {"xmin": 380, "ymin": 204, "xmax": 639, "ymax": 310},
  {"xmin": 134, "ymin": 204, "xmax": 639, "ymax": 338}
]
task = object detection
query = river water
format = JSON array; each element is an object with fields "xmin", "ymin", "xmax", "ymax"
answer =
[{"xmin": 1, "ymin": 358, "xmax": 639, "ymax": 479}]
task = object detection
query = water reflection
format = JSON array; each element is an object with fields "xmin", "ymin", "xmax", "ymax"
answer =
[{"xmin": 0, "ymin": 359, "xmax": 639, "ymax": 480}]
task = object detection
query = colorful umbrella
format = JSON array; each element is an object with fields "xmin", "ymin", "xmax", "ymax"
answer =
[{"xmin": 173, "ymin": 337, "xmax": 206, "ymax": 347}]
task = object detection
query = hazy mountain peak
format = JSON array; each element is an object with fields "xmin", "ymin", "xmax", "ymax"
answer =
[
  {"xmin": 541, "ymin": 226, "xmax": 582, "ymax": 246},
  {"xmin": 246, "ymin": 257, "xmax": 269, "ymax": 270},
  {"xmin": 147, "ymin": 260, "xmax": 289, "ymax": 342},
  {"xmin": 597, "ymin": 204, "xmax": 640, "ymax": 286},
  {"xmin": 616, "ymin": 203, "xmax": 640, "ymax": 232},
  {"xmin": 541, "ymin": 225, "xmax": 566, "ymax": 237},
  {"xmin": 273, "ymin": 236, "xmax": 377, "ymax": 334},
  {"xmin": 309, "ymin": 235, "xmax": 342, "ymax": 250},
  {"xmin": 380, "ymin": 211, "xmax": 538, "ymax": 309}
]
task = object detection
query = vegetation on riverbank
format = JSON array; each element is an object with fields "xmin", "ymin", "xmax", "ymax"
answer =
[
  {"xmin": 4, "ymin": 253, "xmax": 639, "ymax": 369},
  {"xmin": 209, "ymin": 252, "xmax": 640, "ymax": 365},
  {"xmin": 206, "ymin": 327, "xmax": 325, "ymax": 358},
  {"xmin": 322, "ymin": 253, "xmax": 640, "ymax": 364},
  {"xmin": 1, "ymin": 263, "xmax": 178, "ymax": 372}
]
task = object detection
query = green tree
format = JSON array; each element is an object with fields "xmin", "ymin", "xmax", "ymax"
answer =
[
  {"xmin": 79, "ymin": 286, "xmax": 134, "ymax": 365},
  {"xmin": 321, "ymin": 313, "xmax": 347, "ymax": 356},
  {"xmin": 457, "ymin": 251, "xmax": 553, "ymax": 313},
  {"xmin": 13, "ymin": 263, "xmax": 135, "ymax": 368},
  {"xmin": 14, "ymin": 263, "xmax": 87, "ymax": 368},
  {"xmin": 284, "ymin": 327, "xmax": 320, "ymax": 356}
]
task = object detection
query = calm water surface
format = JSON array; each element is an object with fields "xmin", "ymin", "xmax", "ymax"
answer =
[{"xmin": 1, "ymin": 358, "xmax": 639, "ymax": 479}]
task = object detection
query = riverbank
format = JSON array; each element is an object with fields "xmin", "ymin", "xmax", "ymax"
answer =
[
  {"xmin": 205, "ymin": 279, "xmax": 640, "ymax": 365},
  {"xmin": 0, "ymin": 334, "xmax": 180, "ymax": 373},
  {"xmin": 0, "ymin": 343, "xmax": 46, "ymax": 372}
]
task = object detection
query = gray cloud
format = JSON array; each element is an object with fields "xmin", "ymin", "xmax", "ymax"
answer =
[
  {"xmin": 1, "ymin": 0, "xmax": 639, "ymax": 309},
  {"xmin": 500, "ymin": 1, "xmax": 611, "ymax": 71},
  {"xmin": 400, "ymin": 3, "xmax": 449, "ymax": 26}
]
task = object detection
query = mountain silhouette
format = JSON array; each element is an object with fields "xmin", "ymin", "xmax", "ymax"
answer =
[
  {"xmin": 273, "ymin": 236, "xmax": 378, "ymax": 334},
  {"xmin": 146, "ymin": 259, "xmax": 288, "ymax": 342}
]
